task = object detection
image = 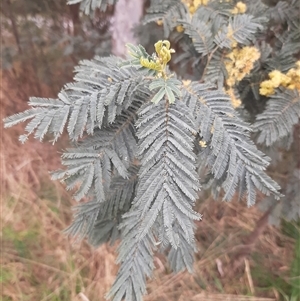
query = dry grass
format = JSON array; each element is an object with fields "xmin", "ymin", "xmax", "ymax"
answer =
[
  {"xmin": 1, "ymin": 74, "xmax": 296, "ymax": 301},
  {"xmin": 0, "ymin": 75, "xmax": 120, "ymax": 301},
  {"xmin": 143, "ymin": 197, "xmax": 295, "ymax": 301}
]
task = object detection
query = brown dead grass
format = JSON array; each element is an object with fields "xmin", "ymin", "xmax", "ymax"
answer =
[
  {"xmin": 1, "ymin": 72, "xmax": 296, "ymax": 301},
  {"xmin": 1, "ymin": 75, "xmax": 118, "ymax": 301},
  {"xmin": 145, "ymin": 198, "xmax": 295, "ymax": 301}
]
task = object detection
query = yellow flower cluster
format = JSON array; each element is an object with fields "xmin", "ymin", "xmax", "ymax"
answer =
[
  {"xmin": 182, "ymin": 0, "xmax": 209, "ymax": 15},
  {"xmin": 260, "ymin": 62, "xmax": 300, "ymax": 96},
  {"xmin": 140, "ymin": 40, "xmax": 175, "ymax": 77},
  {"xmin": 225, "ymin": 46, "xmax": 261, "ymax": 87},
  {"xmin": 231, "ymin": 1, "xmax": 247, "ymax": 14},
  {"xmin": 287, "ymin": 62, "xmax": 300, "ymax": 90},
  {"xmin": 224, "ymin": 46, "xmax": 260, "ymax": 108}
]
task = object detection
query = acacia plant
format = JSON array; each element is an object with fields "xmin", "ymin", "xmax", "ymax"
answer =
[
  {"xmin": 143, "ymin": 0, "xmax": 300, "ymax": 224},
  {"xmin": 4, "ymin": 0, "xmax": 300, "ymax": 300}
]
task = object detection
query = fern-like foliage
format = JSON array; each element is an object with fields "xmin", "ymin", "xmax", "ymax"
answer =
[
  {"xmin": 190, "ymin": 1, "xmax": 233, "ymax": 35},
  {"xmin": 67, "ymin": 0, "xmax": 117, "ymax": 14},
  {"xmin": 180, "ymin": 17, "xmax": 214, "ymax": 56},
  {"xmin": 50, "ymin": 94, "xmax": 150, "ymax": 237},
  {"xmin": 213, "ymin": 14, "xmax": 263, "ymax": 48},
  {"xmin": 64, "ymin": 165, "xmax": 139, "ymax": 245},
  {"xmin": 253, "ymin": 89, "xmax": 300, "ymax": 146},
  {"xmin": 266, "ymin": 0, "xmax": 299, "ymax": 25},
  {"xmin": 90, "ymin": 165, "xmax": 138, "ymax": 246},
  {"xmin": 243, "ymin": 0, "xmax": 300, "ymax": 75},
  {"xmin": 149, "ymin": 77, "xmax": 182, "ymax": 103},
  {"xmin": 3, "ymin": 56, "xmax": 146, "ymax": 142},
  {"xmin": 3, "ymin": 29, "xmax": 286, "ymax": 300},
  {"xmin": 143, "ymin": 0, "xmax": 187, "ymax": 37},
  {"xmin": 183, "ymin": 82, "xmax": 282, "ymax": 206},
  {"xmin": 202, "ymin": 49, "xmax": 228, "ymax": 88},
  {"xmin": 264, "ymin": 11, "xmax": 300, "ymax": 73},
  {"xmin": 144, "ymin": 0, "xmax": 265, "ymax": 83},
  {"xmin": 107, "ymin": 98, "xmax": 202, "ymax": 301},
  {"xmin": 50, "ymin": 106, "xmax": 139, "ymax": 202}
]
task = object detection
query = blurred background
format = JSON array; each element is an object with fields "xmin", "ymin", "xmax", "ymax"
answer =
[{"xmin": 1, "ymin": 0, "xmax": 299, "ymax": 300}]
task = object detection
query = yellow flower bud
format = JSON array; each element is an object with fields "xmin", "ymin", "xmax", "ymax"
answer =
[
  {"xmin": 176, "ymin": 25, "xmax": 184, "ymax": 32},
  {"xmin": 199, "ymin": 140, "xmax": 207, "ymax": 148},
  {"xmin": 231, "ymin": 1, "xmax": 247, "ymax": 14}
]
